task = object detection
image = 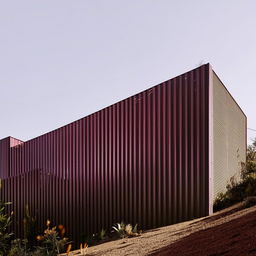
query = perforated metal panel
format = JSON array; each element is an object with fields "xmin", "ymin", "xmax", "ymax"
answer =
[{"xmin": 212, "ymin": 72, "xmax": 246, "ymax": 198}]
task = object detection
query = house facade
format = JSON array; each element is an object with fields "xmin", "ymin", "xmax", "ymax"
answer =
[{"xmin": 0, "ymin": 64, "xmax": 246, "ymax": 242}]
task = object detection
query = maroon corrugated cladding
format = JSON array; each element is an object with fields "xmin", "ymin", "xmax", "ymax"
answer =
[{"xmin": 0, "ymin": 64, "xmax": 210, "ymax": 245}]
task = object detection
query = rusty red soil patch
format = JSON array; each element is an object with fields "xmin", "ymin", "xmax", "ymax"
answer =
[{"xmin": 151, "ymin": 210, "xmax": 256, "ymax": 256}]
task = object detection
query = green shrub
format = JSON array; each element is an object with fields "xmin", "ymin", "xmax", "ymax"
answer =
[
  {"xmin": 112, "ymin": 222, "xmax": 126, "ymax": 238},
  {"xmin": 213, "ymin": 138, "xmax": 256, "ymax": 212},
  {"xmin": 8, "ymin": 239, "xmax": 31, "ymax": 256},
  {"xmin": 243, "ymin": 196, "xmax": 256, "ymax": 208},
  {"xmin": 0, "ymin": 201, "xmax": 13, "ymax": 256},
  {"xmin": 35, "ymin": 220, "xmax": 69, "ymax": 256}
]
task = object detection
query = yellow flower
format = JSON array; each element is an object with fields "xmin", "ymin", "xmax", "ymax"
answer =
[{"xmin": 36, "ymin": 235, "xmax": 44, "ymax": 241}]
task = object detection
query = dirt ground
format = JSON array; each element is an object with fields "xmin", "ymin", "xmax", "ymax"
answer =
[
  {"xmin": 62, "ymin": 203, "xmax": 256, "ymax": 256},
  {"xmin": 151, "ymin": 207, "xmax": 256, "ymax": 256}
]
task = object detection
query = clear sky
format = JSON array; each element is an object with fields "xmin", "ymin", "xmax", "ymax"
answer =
[{"xmin": 0, "ymin": 0, "xmax": 255, "ymax": 144}]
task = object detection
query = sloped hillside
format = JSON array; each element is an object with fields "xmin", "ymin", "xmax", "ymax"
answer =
[
  {"xmin": 63, "ymin": 203, "xmax": 256, "ymax": 255},
  {"xmin": 151, "ymin": 205, "xmax": 256, "ymax": 256}
]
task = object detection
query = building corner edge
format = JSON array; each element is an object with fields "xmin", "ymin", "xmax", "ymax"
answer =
[{"xmin": 208, "ymin": 64, "xmax": 214, "ymax": 215}]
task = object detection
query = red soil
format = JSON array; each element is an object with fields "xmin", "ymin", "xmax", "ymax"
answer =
[{"xmin": 151, "ymin": 210, "xmax": 256, "ymax": 256}]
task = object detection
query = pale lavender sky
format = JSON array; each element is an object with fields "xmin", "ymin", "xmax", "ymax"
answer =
[{"xmin": 0, "ymin": 1, "xmax": 255, "ymax": 144}]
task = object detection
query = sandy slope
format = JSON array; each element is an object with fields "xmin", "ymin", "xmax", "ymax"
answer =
[
  {"xmin": 151, "ymin": 205, "xmax": 256, "ymax": 256},
  {"xmin": 62, "ymin": 203, "xmax": 256, "ymax": 256}
]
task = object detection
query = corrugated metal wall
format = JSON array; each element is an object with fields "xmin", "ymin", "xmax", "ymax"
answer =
[
  {"xmin": 0, "ymin": 64, "xmax": 210, "ymax": 244},
  {"xmin": 0, "ymin": 137, "xmax": 11, "ymax": 179},
  {"xmin": 1, "ymin": 169, "xmax": 69, "ymax": 237}
]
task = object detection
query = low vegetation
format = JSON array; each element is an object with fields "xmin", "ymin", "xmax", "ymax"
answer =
[
  {"xmin": 0, "ymin": 199, "xmax": 141, "ymax": 255},
  {"xmin": 112, "ymin": 222, "xmax": 139, "ymax": 238},
  {"xmin": 214, "ymin": 138, "xmax": 256, "ymax": 212},
  {"xmin": 34, "ymin": 220, "xmax": 69, "ymax": 256},
  {"xmin": 23, "ymin": 204, "xmax": 37, "ymax": 250},
  {"xmin": 0, "ymin": 201, "xmax": 12, "ymax": 256},
  {"xmin": 0, "ymin": 198, "xmax": 71, "ymax": 256}
]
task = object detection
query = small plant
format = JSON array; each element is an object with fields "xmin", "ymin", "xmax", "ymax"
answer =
[
  {"xmin": 126, "ymin": 223, "xmax": 139, "ymax": 237},
  {"xmin": 35, "ymin": 220, "xmax": 69, "ymax": 256},
  {"xmin": 112, "ymin": 222, "xmax": 139, "ymax": 238},
  {"xmin": 8, "ymin": 239, "xmax": 30, "ymax": 256},
  {"xmin": 0, "ymin": 201, "xmax": 13, "ymax": 256},
  {"xmin": 132, "ymin": 224, "xmax": 138, "ymax": 234},
  {"xmin": 80, "ymin": 234, "xmax": 95, "ymax": 247},
  {"xmin": 23, "ymin": 204, "xmax": 37, "ymax": 250},
  {"xmin": 80, "ymin": 243, "xmax": 88, "ymax": 255},
  {"xmin": 125, "ymin": 224, "xmax": 133, "ymax": 236},
  {"xmin": 112, "ymin": 222, "xmax": 126, "ymax": 238},
  {"xmin": 80, "ymin": 231, "xmax": 103, "ymax": 247},
  {"xmin": 66, "ymin": 243, "xmax": 72, "ymax": 255},
  {"xmin": 243, "ymin": 196, "xmax": 256, "ymax": 208},
  {"xmin": 99, "ymin": 229, "xmax": 106, "ymax": 240}
]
